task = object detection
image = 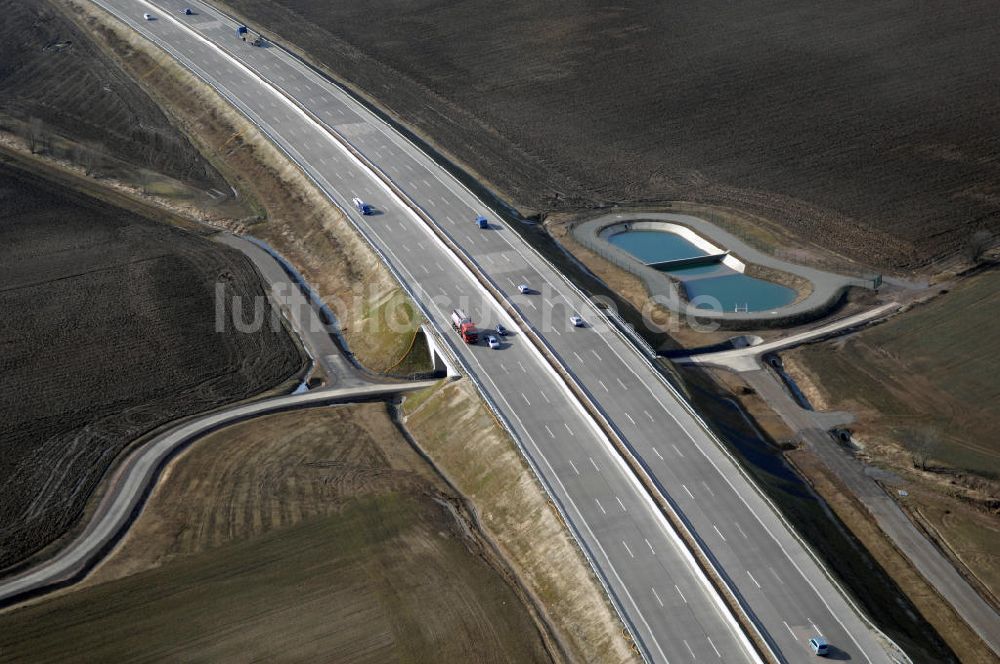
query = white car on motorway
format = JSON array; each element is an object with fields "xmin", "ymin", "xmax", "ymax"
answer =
[
  {"xmin": 809, "ymin": 637, "xmax": 829, "ymax": 656},
  {"xmin": 569, "ymin": 315, "xmax": 584, "ymax": 327},
  {"xmin": 143, "ymin": 12, "xmax": 154, "ymax": 20},
  {"xmin": 486, "ymin": 335, "xmax": 500, "ymax": 349}
]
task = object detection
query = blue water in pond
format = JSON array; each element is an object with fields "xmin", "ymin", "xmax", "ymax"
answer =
[
  {"xmin": 608, "ymin": 230, "xmax": 796, "ymax": 312},
  {"xmin": 685, "ymin": 272, "xmax": 796, "ymax": 312},
  {"xmin": 606, "ymin": 230, "xmax": 706, "ymax": 264}
]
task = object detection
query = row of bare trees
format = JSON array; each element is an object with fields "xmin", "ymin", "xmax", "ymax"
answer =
[
  {"xmin": 13, "ymin": 116, "xmax": 214, "ymax": 185},
  {"xmin": 14, "ymin": 116, "xmax": 104, "ymax": 175}
]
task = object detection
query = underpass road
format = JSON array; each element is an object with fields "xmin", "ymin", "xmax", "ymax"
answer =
[
  {"xmin": 87, "ymin": 2, "xmax": 902, "ymax": 661},
  {"xmin": 215, "ymin": 233, "xmax": 369, "ymax": 388}
]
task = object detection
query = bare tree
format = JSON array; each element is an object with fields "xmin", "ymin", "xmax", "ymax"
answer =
[
  {"xmin": 40, "ymin": 128, "xmax": 53, "ymax": 155},
  {"xmin": 966, "ymin": 230, "xmax": 993, "ymax": 264},
  {"xmin": 26, "ymin": 117, "xmax": 44, "ymax": 154},
  {"xmin": 908, "ymin": 428, "xmax": 938, "ymax": 472},
  {"xmin": 73, "ymin": 143, "xmax": 99, "ymax": 177},
  {"xmin": 136, "ymin": 169, "xmax": 152, "ymax": 195}
]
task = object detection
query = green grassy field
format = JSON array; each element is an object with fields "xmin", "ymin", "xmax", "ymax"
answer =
[
  {"xmin": 791, "ymin": 269, "xmax": 1000, "ymax": 475},
  {"xmin": 0, "ymin": 405, "xmax": 552, "ymax": 663},
  {"xmin": 0, "ymin": 498, "xmax": 543, "ymax": 663}
]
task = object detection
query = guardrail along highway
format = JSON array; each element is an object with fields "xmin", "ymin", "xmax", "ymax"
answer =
[{"xmin": 90, "ymin": 2, "xmax": 901, "ymax": 661}]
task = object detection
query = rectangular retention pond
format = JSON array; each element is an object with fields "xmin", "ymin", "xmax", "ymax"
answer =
[{"xmin": 607, "ymin": 229, "xmax": 796, "ymax": 312}]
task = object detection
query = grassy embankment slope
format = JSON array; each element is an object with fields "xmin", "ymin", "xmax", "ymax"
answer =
[
  {"xmin": 403, "ymin": 380, "xmax": 637, "ymax": 662},
  {"xmin": 787, "ymin": 270, "xmax": 1000, "ymax": 601},
  {"xmin": 57, "ymin": 0, "xmax": 423, "ymax": 374},
  {"xmin": 0, "ymin": 406, "xmax": 554, "ymax": 664}
]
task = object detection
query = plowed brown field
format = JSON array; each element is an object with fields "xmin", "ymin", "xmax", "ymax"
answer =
[
  {"xmin": 218, "ymin": 0, "xmax": 1000, "ymax": 270},
  {"xmin": 0, "ymin": 165, "xmax": 302, "ymax": 571},
  {"xmin": 0, "ymin": 0, "xmax": 226, "ymax": 191}
]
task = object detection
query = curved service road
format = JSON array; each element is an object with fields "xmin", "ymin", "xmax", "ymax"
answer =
[{"xmin": 675, "ymin": 303, "xmax": 901, "ymax": 372}]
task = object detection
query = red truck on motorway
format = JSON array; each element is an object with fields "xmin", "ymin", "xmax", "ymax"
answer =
[{"xmin": 451, "ymin": 309, "xmax": 479, "ymax": 344}]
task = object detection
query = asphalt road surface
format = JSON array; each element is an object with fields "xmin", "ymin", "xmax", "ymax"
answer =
[
  {"xmin": 676, "ymin": 304, "xmax": 901, "ymax": 372},
  {"xmin": 85, "ymin": 2, "xmax": 903, "ymax": 661},
  {"xmin": 215, "ymin": 233, "xmax": 370, "ymax": 388}
]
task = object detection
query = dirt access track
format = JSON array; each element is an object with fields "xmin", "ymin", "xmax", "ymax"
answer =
[
  {"xmin": 0, "ymin": 164, "xmax": 303, "ymax": 572},
  {"xmin": 214, "ymin": 0, "xmax": 999, "ymax": 271}
]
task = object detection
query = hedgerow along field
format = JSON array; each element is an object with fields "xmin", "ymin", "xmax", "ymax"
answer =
[
  {"xmin": 218, "ymin": 0, "xmax": 999, "ymax": 270},
  {"xmin": 0, "ymin": 166, "xmax": 303, "ymax": 571}
]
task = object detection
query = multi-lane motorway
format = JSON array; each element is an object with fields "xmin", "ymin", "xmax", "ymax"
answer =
[{"xmin": 82, "ymin": 2, "xmax": 902, "ymax": 661}]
